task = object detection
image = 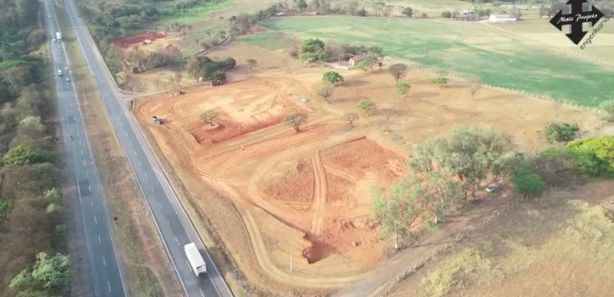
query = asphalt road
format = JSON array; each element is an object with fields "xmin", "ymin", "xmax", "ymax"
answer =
[
  {"xmin": 56, "ymin": 0, "xmax": 234, "ymax": 296},
  {"xmin": 42, "ymin": 1, "xmax": 127, "ymax": 297}
]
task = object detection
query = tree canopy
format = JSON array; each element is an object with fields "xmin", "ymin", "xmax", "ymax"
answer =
[{"xmin": 322, "ymin": 71, "xmax": 344, "ymax": 85}]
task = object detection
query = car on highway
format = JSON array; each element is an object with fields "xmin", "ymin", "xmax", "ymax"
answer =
[
  {"xmin": 57, "ymin": 69, "xmax": 63, "ymax": 76},
  {"xmin": 65, "ymin": 77, "xmax": 70, "ymax": 82}
]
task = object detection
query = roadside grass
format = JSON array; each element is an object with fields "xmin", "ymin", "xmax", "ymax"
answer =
[
  {"xmin": 261, "ymin": 16, "xmax": 614, "ymax": 106},
  {"xmin": 56, "ymin": 5, "xmax": 180, "ymax": 297},
  {"xmin": 415, "ymin": 199, "xmax": 614, "ymax": 297}
]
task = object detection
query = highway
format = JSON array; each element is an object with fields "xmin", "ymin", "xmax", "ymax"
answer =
[
  {"xmin": 42, "ymin": 0, "xmax": 127, "ymax": 296},
  {"xmin": 54, "ymin": 0, "xmax": 235, "ymax": 296}
]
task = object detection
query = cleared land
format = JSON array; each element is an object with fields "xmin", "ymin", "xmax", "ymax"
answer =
[
  {"xmin": 258, "ymin": 16, "xmax": 614, "ymax": 106},
  {"xmin": 387, "ymin": 180, "xmax": 614, "ymax": 297},
  {"xmin": 133, "ymin": 40, "xmax": 601, "ymax": 293}
]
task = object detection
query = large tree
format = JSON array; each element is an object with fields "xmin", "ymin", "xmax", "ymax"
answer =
[
  {"xmin": 372, "ymin": 180, "xmax": 420, "ymax": 250},
  {"xmin": 410, "ymin": 126, "xmax": 513, "ymax": 200},
  {"xmin": 286, "ymin": 112, "xmax": 308, "ymax": 133},
  {"xmin": 388, "ymin": 63, "xmax": 408, "ymax": 81},
  {"xmin": 300, "ymin": 38, "xmax": 327, "ymax": 62}
]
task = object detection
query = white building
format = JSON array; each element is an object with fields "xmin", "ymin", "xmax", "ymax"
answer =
[{"xmin": 489, "ymin": 14, "xmax": 518, "ymax": 22}]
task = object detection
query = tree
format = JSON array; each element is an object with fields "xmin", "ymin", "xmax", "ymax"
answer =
[
  {"xmin": 600, "ymin": 100, "xmax": 614, "ymax": 121},
  {"xmin": 300, "ymin": 38, "xmax": 327, "ymax": 62},
  {"xmin": 200, "ymin": 110, "xmax": 218, "ymax": 126},
  {"xmin": 357, "ymin": 99, "xmax": 376, "ymax": 116},
  {"xmin": 395, "ymin": 81, "xmax": 411, "ymax": 95},
  {"xmin": 31, "ymin": 253, "xmax": 71, "ymax": 289},
  {"xmin": 11, "ymin": 253, "xmax": 71, "ymax": 291},
  {"xmin": 545, "ymin": 122, "xmax": 579, "ymax": 143},
  {"xmin": 372, "ymin": 181, "xmax": 420, "ymax": 250},
  {"xmin": 322, "ymin": 71, "xmax": 344, "ymax": 85},
  {"xmin": 357, "ymin": 8, "xmax": 367, "ymax": 17},
  {"xmin": 388, "ymin": 63, "xmax": 408, "ymax": 81},
  {"xmin": 430, "ymin": 77, "xmax": 448, "ymax": 87},
  {"xmin": 286, "ymin": 112, "xmax": 308, "ymax": 133},
  {"xmin": 441, "ymin": 11, "xmax": 452, "ymax": 18},
  {"xmin": 246, "ymin": 59, "xmax": 258, "ymax": 71},
  {"xmin": 2, "ymin": 145, "xmax": 55, "ymax": 166},
  {"xmin": 296, "ymin": 0, "xmax": 308, "ymax": 11},
  {"xmin": 410, "ymin": 126, "xmax": 513, "ymax": 200},
  {"xmin": 511, "ymin": 171, "xmax": 545, "ymax": 200},
  {"xmin": 355, "ymin": 55, "xmax": 379, "ymax": 72},
  {"xmin": 343, "ymin": 112, "xmax": 358, "ymax": 128},
  {"xmin": 402, "ymin": 7, "xmax": 413, "ymax": 17},
  {"xmin": 315, "ymin": 83, "xmax": 334, "ymax": 103}
]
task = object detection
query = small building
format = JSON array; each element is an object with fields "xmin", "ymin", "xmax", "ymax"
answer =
[{"xmin": 489, "ymin": 14, "xmax": 517, "ymax": 23}]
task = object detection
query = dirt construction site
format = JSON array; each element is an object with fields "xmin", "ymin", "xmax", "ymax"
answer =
[{"xmin": 133, "ymin": 41, "xmax": 603, "ymax": 294}]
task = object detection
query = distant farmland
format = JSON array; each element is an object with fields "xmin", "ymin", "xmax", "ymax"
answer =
[{"xmin": 259, "ymin": 16, "xmax": 614, "ymax": 107}]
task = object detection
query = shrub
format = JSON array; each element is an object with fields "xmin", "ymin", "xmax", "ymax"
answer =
[
  {"xmin": 430, "ymin": 77, "xmax": 449, "ymax": 86},
  {"xmin": 2, "ymin": 145, "xmax": 55, "ymax": 166},
  {"xmin": 545, "ymin": 122, "xmax": 579, "ymax": 143},
  {"xmin": 600, "ymin": 100, "xmax": 614, "ymax": 121},
  {"xmin": 441, "ymin": 11, "xmax": 452, "ymax": 18},
  {"xmin": 568, "ymin": 136, "xmax": 614, "ymax": 176},
  {"xmin": 511, "ymin": 171, "xmax": 545, "ymax": 200}
]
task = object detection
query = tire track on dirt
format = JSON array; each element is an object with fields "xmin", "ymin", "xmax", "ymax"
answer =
[{"xmin": 310, "ymin": 150, "xmax": 327, "ymax": 235}]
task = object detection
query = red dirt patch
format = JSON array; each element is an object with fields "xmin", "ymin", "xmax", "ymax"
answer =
[
  {"xmin": 114, "ymin": 32, "xmax": 165, "ymax": 48},
  {"xmin": 322, "ymin": 137, "xmax": 404, "ymax": 182},
  {"xmin": 190, "ymin": 115, "xmax": 284, "ymax": 145},
  {"xmin": 263, "ymin": 159, "xmax": 314, "ymax": 211}
]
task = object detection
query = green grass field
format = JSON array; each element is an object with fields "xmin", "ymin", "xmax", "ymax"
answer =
[{"xmin": 258, "ymin": 16, "xmax": 614, "ymax": 106}]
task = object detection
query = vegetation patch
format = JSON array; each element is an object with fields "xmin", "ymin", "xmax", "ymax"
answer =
[{"xmin": 262, "ymin": 16, "xmax": 614, "ymax": 106}]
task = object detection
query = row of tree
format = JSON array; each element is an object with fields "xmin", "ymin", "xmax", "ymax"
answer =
[
  {"xmin": 0, "ymin": 0, "xmax": 69, "ymax": 295},
  {"xmin": 373, "ymin": 124, "xmax": 614, "ymax": 249},
  {"xmin": 187, "ymin": 56, "xmax": 236, "ymax": 85}
]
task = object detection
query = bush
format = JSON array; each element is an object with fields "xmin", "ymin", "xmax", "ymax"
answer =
[
  {"xmin": 511, "ymin": 171, "xmax": 545, "ymax": 200},
  {"xmin": 430, "ymin": 77, "xmax": 449, "ymax": 86},
  {"xmin": 2, "ymin": 145, "xmax": 55, "ymax": 166},
  {"xmin": 600, "ymin": 100, "xmax": 614, "ymax": 121},
  {"xmin": 568, "ymin": 136, "xmax": 614, "ymax": 176},
  {"xmin": 441, "ymin": 11, "xmax": 452, "ymax": 18},
  {"xmin": 545, "ymin": 122, "xmax": 579, "ymax": 143}
]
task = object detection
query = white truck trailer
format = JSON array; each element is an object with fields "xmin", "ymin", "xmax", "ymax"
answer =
[
  {"xmin": 55, "ymin": 31, "xmax": 62, "ymax": 41},
  {"xmin": 184, "ymin": 243, "xmax": 207, "ymax": 278}
]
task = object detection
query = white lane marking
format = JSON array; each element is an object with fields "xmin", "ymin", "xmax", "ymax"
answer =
[
  {"xmin": 174, "ymin": 236, "xmax": 180, "ymax": 245},
  {"xmin": 94, "ymin": 216, "xmax": 98, "ymax": 225},
  {"xmin": 82, "ymin": 160, "xmax": 86, "ymax": 167},
  {"xmin": 88, "ymin": 185, "xmax": 91, "ymax": 192},
  {"xmin": 98, "ymin": 235, "xmax": 101, "ymax": 244},
  {"xmin": 199, "ymin": 288, "xmax": 205, "ymax": 297},
  {"xmin": 138, "ymin": 159, "xmax": 142, "ymax": 166},
  {"xmin": 143, "ymin": 172, "xmax": 148, "ymax": 179},
  {"xmin": 108, "ymin": 281, "xmax": 112, "ymax": 292},
  {"xmin": 124, "ymin": 131, "xmax": 128, "ymax": 137},
  {"xmin": 102, "ymin": 256, "xmax": 106, "ymax": 266},
  {"xmin": 81, "ymin": 150, "xmax": 84, "ymax": 156}
]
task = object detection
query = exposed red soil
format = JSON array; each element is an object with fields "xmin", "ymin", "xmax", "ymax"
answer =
[
  {"xmin": 322, "ymin": 137, "xmax": 404, "ymax": 183},
  {"xmin": 114, "ymin": 31, "xmax": 165, "ymax": 48},
  {"xmin": 190, "ymin": 115, "xmax": 284, "ymax": 145},
  {"xmin": 263, "ymin": 159, "xmax": 314, "ymax": 212}
]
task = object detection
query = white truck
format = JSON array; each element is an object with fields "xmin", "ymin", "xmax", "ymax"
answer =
[
  {"xmin": 55, "ymin": 31, "xmax": 62, "ymax": 41},
  {"xmin": 57, "ymin": 69, "xmax": 63, "ymax": 76},
  {"xmin": 184, "ymin": 243, "xmax": 207, "ymax": 278}
]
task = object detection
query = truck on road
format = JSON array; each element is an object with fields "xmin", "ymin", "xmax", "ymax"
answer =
[
  {"xmin": 184, "ymin": 243, "xmax": 207, "ymax": 278},
  {"xmin": 57, "ymin": 69, "xmax": 63, "ymax": 76},
  {"xmin": 55, "ymin": 31, "xmax": 61, "ymax": 41}
]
